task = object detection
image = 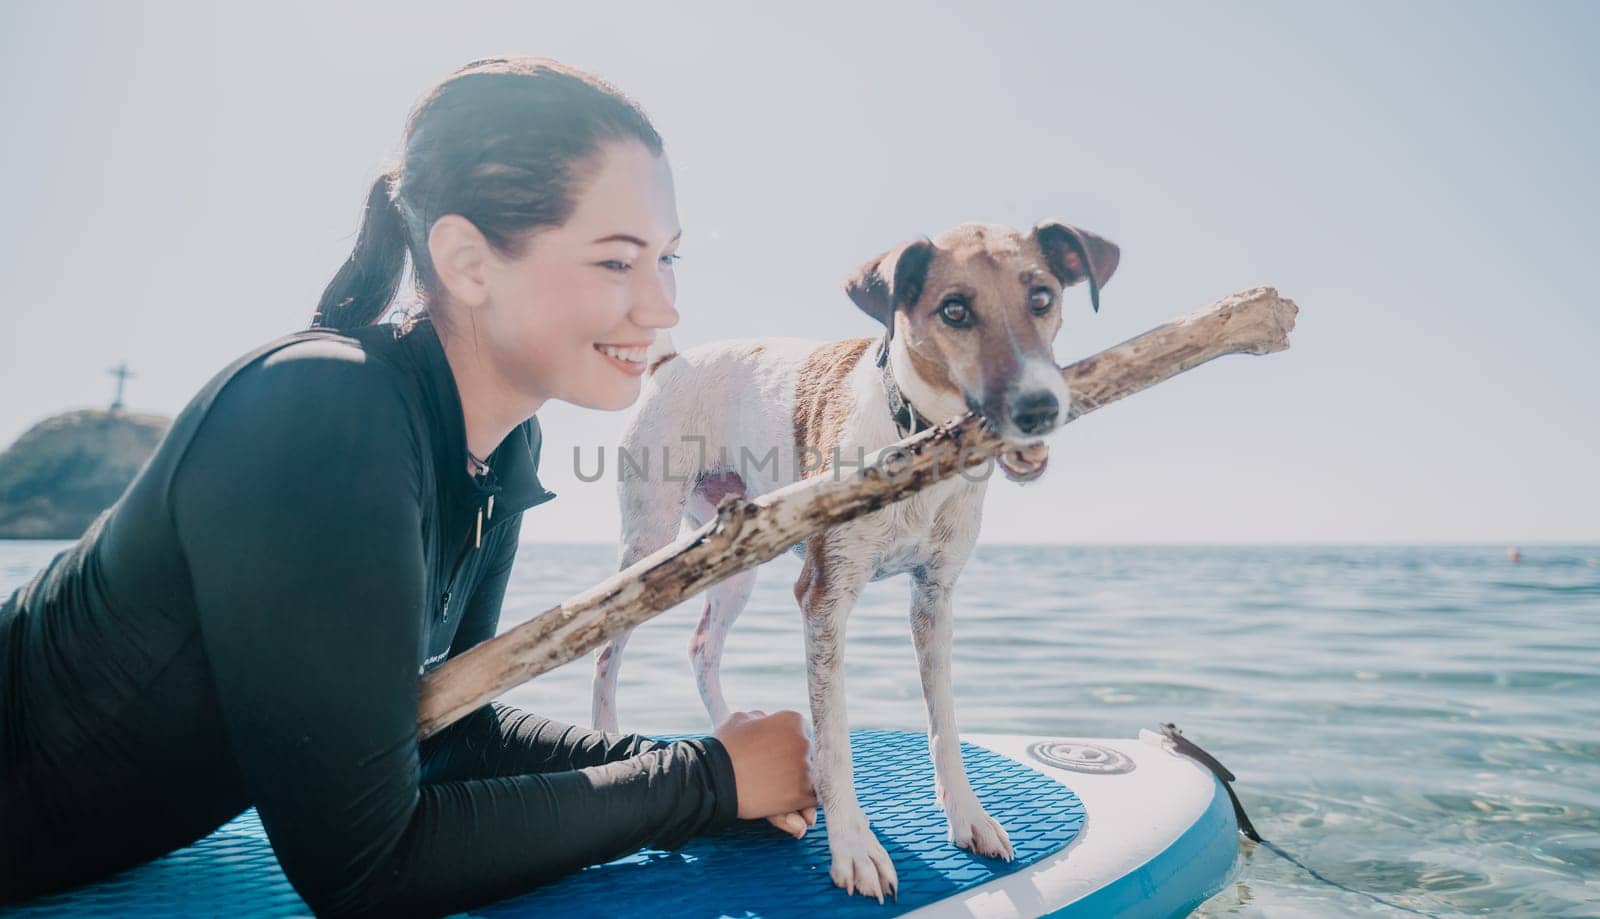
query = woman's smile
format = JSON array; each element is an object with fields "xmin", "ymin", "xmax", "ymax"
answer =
[{"xmin": 594, "ymin": 341, "xmax": 651, "ymax": 376}]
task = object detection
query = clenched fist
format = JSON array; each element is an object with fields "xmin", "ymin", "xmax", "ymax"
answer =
[{"xmin": 714, "ymin": 710, "xmax": 818, "ymax": 837}]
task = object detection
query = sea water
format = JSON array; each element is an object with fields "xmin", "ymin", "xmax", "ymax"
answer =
[{"xmin": 4, "ymin": 542, "xmax": 1596, "ymax": 916}]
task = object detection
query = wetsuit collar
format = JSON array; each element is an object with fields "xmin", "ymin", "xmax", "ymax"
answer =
[{"xmin": 399, "ymin": 317, "xmax": 557, "ymax": 522}]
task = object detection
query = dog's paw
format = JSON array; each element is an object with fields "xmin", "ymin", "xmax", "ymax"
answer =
[
  {"xmin": 826, "ymin": 813, "xmax": 899, "ymax": 903},
  {"xmin": 946, "ymin": 796, "xmax": 1015, "ymax": 861}
]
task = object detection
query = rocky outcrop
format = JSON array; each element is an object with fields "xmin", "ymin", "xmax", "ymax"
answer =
[{"xmin": 0, "ymin": 410, "xmax": 172, "ymax": 540}]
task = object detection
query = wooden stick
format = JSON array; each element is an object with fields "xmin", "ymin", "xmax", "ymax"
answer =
[{"xmin": 417, "ymin": 286, "xmax": 1299, "ymax": 738}]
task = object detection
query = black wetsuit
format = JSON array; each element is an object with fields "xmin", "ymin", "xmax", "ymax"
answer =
[{"xmin": 0, "ymin": 318, "xmax": 739, "ymax": 916}]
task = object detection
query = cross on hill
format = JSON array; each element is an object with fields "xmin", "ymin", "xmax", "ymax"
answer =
[{"xmin": 108, "ymin": 361, "xmax": 134, "ymax": 412}]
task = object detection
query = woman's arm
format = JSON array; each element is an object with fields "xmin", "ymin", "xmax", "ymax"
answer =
[
  {"xmin": 421, "ymin": 516, "xmax": 676, "ymax": 781},
  {"xmin": 172, "ymin": 348, "xmax": 737, "ymax": 918}
]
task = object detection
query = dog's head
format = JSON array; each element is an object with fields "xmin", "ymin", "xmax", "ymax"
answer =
[{"xmin": 845, "ymin": 220, "xmax": 1118, "ymax": 442}]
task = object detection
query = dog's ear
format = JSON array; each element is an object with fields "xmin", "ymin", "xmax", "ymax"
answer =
[
  {"xmin": 845, "ymin": 238, "xmax": 935, "ymax": 334},
  {"xmin": 1031, "ymin": 220, "xmax": 1120, "ymax": 313}
]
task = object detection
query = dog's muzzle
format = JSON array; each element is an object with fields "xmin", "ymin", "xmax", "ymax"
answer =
[
  {"xmin": 1008, "ymin": 391, "xmax": 1061, "ymax": 437},
  {"xmin": 998, "ymin": 443, "xmax": 1049, "ymax": 483}
]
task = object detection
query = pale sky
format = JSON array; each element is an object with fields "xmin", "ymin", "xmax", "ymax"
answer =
[{"xmin": 2, "ymin": 1, "xmax": 1595, "ymax": 544}]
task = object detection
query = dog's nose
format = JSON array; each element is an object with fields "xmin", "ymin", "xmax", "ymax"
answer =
[{"xmin": 1009, "ymin": 391, "xmax": 1060, "ymax": 436}]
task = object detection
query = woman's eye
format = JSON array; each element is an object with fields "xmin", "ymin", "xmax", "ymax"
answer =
[
  {"xmin": 939, "ymin": 299, "xmax": 973, "ymax": 328},
  {"xmin": 600, "ymin": 259, "xmax": 631, "ymax": 272},
  {"xmin": 659, "ymin": 253, "xmax": 681, "ymax": 267},
  {"xmin": 1029, "ymin": 288, "xmax": 1054, "ymax": 314}
]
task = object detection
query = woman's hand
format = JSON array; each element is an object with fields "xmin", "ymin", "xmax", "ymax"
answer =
[{"xmin": 713, "ymin": 709, "xmax": 817, "ymax": 838}]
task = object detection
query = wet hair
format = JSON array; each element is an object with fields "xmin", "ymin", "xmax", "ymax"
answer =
[{"xmin": 312, "ymin": 57, "xmax": 664, "ymax": 331}]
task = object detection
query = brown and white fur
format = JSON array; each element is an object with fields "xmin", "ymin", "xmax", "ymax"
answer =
[{"xmin": 591, "ymin": 220, "xmax": 1119, "ymax": 901}]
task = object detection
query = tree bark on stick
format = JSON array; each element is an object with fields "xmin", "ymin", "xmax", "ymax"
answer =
[{"xmin": 417, "ymin": 286, "xmax": 1299, "ymax": 738}]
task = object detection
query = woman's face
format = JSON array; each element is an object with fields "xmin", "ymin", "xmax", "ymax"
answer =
[{"xmin": 470, "ymin": 139, "xmax": 682, "ymax": 412}]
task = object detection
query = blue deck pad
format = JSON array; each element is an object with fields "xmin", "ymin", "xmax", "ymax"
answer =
[
  {"xmin": 477, "ymin": 731, "xmax": 1085, "ymax": 918},
  {"xmin": 9, "ymin": 730, "xmax": 1085, "ymax": 918}
]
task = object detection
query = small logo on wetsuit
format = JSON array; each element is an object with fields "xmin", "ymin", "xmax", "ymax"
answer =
[{"xmin": 418, "ymin": 649, "xmax": 449, "ymax": 675}]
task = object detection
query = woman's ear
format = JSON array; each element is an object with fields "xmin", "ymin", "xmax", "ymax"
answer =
[
  {"xmin": 844, "ymin": 238, "xmax": 935, "ymax": 336},
  {"xmin": 427, "ymin": 214, "xmax": 493, "ymax": 309}
]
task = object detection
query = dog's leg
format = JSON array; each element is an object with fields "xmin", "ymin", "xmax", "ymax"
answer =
[
  {"xmin": 595, "ymin": 430, "xmax": 694, "ymax": 733},
  {"xmin": 910, "ymin": 570, "xmax": 1014, "ymax": 860},
  {"xmin": 690, "ymin": 567, "xmax": 756, "ymax": 729},
  {"xmin": 591, "ymin": 629, "xmax": 631, "ymax": 734},
  {"xmin": 796, "ymin": 534, "xmax": 898, "ymax": 902}
]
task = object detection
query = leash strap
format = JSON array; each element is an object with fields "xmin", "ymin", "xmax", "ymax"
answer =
[
  {"xmin": 1159, "ymin": 722, "xmax": 1442, "ymax": 917},
  {"xmin": 1160, "ymin": 722, "xmax": 1260, "ymax": 841}
]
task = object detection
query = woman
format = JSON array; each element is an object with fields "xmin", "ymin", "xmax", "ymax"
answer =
[{"xmin": 0, "ymin": 58, "xmax": 815, "ymax": 916}]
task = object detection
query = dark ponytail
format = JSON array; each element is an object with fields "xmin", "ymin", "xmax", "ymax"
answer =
[
  {"xmin": 312, "ymin": 171, "xmax": 410, "ymax": 330},
  {"xmin": 311, "ymin": 58, "xmax": 663, "ymax": 331}
]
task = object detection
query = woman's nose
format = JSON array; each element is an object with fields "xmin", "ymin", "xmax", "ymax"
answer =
[{"xmin": 633, "ymin": 272, "xmax": 679, "ymax": 329}]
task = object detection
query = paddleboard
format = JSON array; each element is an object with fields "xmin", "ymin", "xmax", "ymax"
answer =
[{"xmin": 4, "ymin": 729, "xmax": 1240, "ymax": 918}]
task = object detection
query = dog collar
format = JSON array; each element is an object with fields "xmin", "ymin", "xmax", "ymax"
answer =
[{"xmin": 874, "ymin": 336, "xmax": 931, "ymax": 439}]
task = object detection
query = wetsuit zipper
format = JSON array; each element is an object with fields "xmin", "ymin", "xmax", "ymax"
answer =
[{"xmin": 440, "ymin": 491, "xmax": 500, "ymax": 622}]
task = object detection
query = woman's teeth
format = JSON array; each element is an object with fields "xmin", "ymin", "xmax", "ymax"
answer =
[{"xmin": 596, "ymin": 344, "xmax": 647, "ymax": 363}]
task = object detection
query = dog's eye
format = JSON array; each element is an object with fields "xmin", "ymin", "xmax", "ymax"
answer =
[
  {"xmin": 939, "ymin": 298, "xmax": 973, "ymax": 328},
  {"xmin": 1028, "ymin": 288, "xmax": 1054, "ymax": 315}
]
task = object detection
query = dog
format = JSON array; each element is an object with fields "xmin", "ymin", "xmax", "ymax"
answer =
[{"xmin": 591, "ymin": 220, "xmax": 1118, "ymax": 901}]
